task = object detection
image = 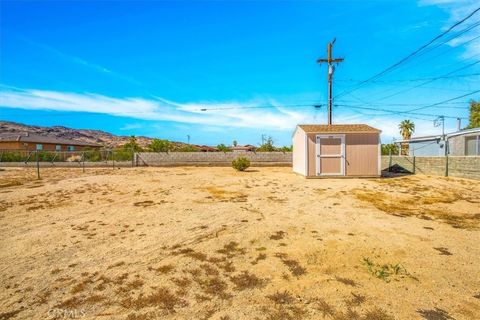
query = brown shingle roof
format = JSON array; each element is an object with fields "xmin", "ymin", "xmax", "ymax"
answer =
[
  {"xmin": 297, "ymin": 124, "xmax": 381, "ymax": 133},
  {"xmin": 0, "ymin": 134, "xmax": 102, "ymax": 147}
]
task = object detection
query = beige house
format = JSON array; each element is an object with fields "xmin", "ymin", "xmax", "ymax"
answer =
[{"xmin": 292, "ymin": 124, "xmax": 381, "ymax": 178}]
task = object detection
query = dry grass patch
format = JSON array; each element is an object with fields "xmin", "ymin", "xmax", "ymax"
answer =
[
  {"xmin": 200, "ymin": 186, "xmax": 248, "ymax": 202},
  {"xmin": 230, "ymin": 271, "xmax": 266, "ymax": 291},
  {"xmin": 121, "ymin": 287, "xmax": 185, "ymax": 312},
  {"xmin": 353, "ymin": 187, "xmax": 479, "ymax": 229},
  {"xmin": 267, "ymin": 290, "xmax": 295, "ymax": 305},
  {"xmin": 148, "ymin": 264, "xmax": 175, "ymax": 274},
  {"xmin": 275, "ymin": 253, "xmax": 307, "ymax": 277}
]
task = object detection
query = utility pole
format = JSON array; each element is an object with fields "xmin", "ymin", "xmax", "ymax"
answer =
[{"xmin": 317, "ymin": 38, "xmax": 344, "ymax": 125}]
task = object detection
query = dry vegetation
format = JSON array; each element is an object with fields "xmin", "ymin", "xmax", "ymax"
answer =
[{"xmin": 0, "ymin": 167, "xmax": 479, "ymax": 319}]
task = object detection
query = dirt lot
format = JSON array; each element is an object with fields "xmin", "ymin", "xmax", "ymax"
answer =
[{"xmin": 0, "ymin": 167, "xmax": 479, "ymax": 320}]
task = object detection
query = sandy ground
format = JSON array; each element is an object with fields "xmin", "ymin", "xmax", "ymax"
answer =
[{"xmin": 0, "ymin": 167, "xmax": 479, "ymax": 320}]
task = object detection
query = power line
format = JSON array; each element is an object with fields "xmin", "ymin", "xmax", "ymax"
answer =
[
  {"xmin": 337, "ymin": 73, "xmax": 480, "ymax": 83},
  {"xmin": 405, "ymin": 89, "xmax": 480, "ymax": 112},
  {"xmin": 334, "ymin": 104, "xmax": 468, "ymax": 120},
  {"xmin": 334, "ymin": 6, "xmax": 480, "ymax": 100},
  {"xmin": 198, "ymin": 104, "xmax": 321, "ymax": 111},
  {"xmin": 374, "ymin": 60, "xmax": 480, "ymax": 101}
]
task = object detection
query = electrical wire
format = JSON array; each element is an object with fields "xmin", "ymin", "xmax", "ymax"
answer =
[
  {"xmin": 405, "ymin": 89, "xmax": 480, "ymax": 112},
  {"xmin": 334, "ymin": 6, "xmax": 480, "ymax": 100}
]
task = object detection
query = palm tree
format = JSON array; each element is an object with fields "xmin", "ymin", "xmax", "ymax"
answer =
[
  {"xmin": 399, "ymin": 120, "xmax": 415, "ymax": 140},
  {"xmin": 398, "ymin": 120, "xmax": 415, "ymax": 155}
]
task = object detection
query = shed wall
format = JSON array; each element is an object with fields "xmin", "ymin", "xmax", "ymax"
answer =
[
  {"xmin": 292, "ymin": 129, "xmax": 306, "ymax": 175},
  {"xmin": 345, "ymin": 133, "xmax": 379, "ymax": 176}
]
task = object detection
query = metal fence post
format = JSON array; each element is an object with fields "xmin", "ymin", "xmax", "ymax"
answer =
[
  {"xmin": 413, "ymin": 156, "xmax": 416, "ymax": 174},
  {"xmin": 131, "ymin": 147, "xmax": 134, "ymax": 168},
  {"xmin": 36, "ymin": 150, "xmax": 40, "ymax": 179},
  {"xmin": 82, "ymin": 152, "xmax": 85, "ymax": 173},
  {"xmin": 388, "ymin": 149, "xmax": 392, "ymax": 172},
  {"xmin": 445, "ymin": 141, "xmax": 449, "ymax": 177},
  {"xmin": 112, "ymin": 150, "xmax": 115, "ymax": 169}
]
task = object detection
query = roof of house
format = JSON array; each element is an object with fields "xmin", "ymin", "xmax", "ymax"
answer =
[
  {"xmin": 297, "ymin": 124, "xmax": 381, "ymax": 133},
  {"xmin": 396, "ymin": 127, "xmax": 480, "ymax": 143},
  {"xmin": 232, "ymin": 144, "xmax": 256, "ymax": 150},
  {"xmin": 0, "ymin": 133, "xmax": 102, "ymax": 147}
]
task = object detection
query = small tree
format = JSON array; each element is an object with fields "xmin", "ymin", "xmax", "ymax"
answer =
[
  {"xmin": 233, "ymin": 140, "xmax": 238, "ymax": 147},
  {"xmin": 217, "ymin": 144, "xmax": 230, "ymax": 152},
  {"xmin": 398, "ymin": 120, "xmax": 415, "ymax": 155},
  {"xmin": 148, "ymin": 139, "xmax": 173, "ymax": 152},
  {"xmin": 381, "ymin": 143, "xmax": 399, "ymax": 155},
  {"xmin": 278, "ymin": 145, "xmax": 292, "ymax": 152},
  {"xmin": 123, "ymin": 135, "xmax": 143, "ymax": 152},
  {"xmin": 257, "ymin": 136, "xmax": 275, "ymax": 152},
  {"xmin": 232, "ymin": 157, "xmax": 250, "ymax": 171},
  {"xmin": 465, "ymin": 100, "xmax": 480, "ymax": 129}
]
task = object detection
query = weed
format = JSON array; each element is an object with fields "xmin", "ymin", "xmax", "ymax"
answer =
[
  {"xmin": 251, "ymin": 253, "xmax": 267, "ymax": 265},
  {"xmin": 121, "ymin": 287, "xmax": 184, "ymax": 312},
  {"xmin": 216, "ymin": 241, "xmax": 246, "ymax": 258},
  {"xmin": 148, "ymin": 264, "xmax": 175, "ymax": 274},
  {"xmin": 84, "ymin": 294, "xmax": 107, "ymax": 305},
  {"xmin": 108, "ymin": 261, "xmax": 126, "ymax": 269},
  {"xmin": 275, "ymin": 254, "xmax": 306, "ymax": 277},
  {"xmin": 267, "ymin": 291, "xmax": 295, "ymax": 305},
  {"xmin": 313, "ymin": 298, "xmax": 335, "ymax": 317},
  {"xmin": 200, "ymin": 263, "xmax": 220, "ymax": 276},
  {"xmin": 335, "ymin": 276, "xmax": 357, "ymax": 287},
  {"xmin": 196, "ymin": 276, "xmax": 229, "ymax": 298},
  {"xmin": 433, "ymin": 247, "xmax": 452, "ymax": 256},
  {"xmin": 363, "ymin": 307, "xmax": 395, "ymax": 320},
  {"xmin": 71, "ymin": 280, "xmax": 90, "ymax": 294},
  {"xmin": 269, "ymin": 231, "xmax": 286, "ymax": 240},
  {"xmin": 230, "ymin": 271, "xmax": 266, "ymax": 291},
  {"xmin": 345, "ymin": 293, "xmax": 366, "ymax": 307},
  {"xmin": 332, "ymin": 308, "xmax": 360, "ymax": 320},
  {"xmin": 417, "ymin": 307, "xmax": 455, "ymax": 320},
  {"xmin": 171, "ymin": 277, "xmax": 191, "ymax": 288},
  {"xmin": 362, "ymin": 257, "xmax": 410, "ymax": 282}
]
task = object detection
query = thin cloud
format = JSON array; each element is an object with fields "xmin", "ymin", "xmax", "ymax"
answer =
[
  {"xmin": 419, "ymin": 0, "xmax": 480, "ymax": 58},
  {"xmin": 19, "ymin": 36, "xmax": 144, "ymax": 86},
  {"xmin": 0, "ymin": 87, "xmax": 307, "ymax": 130},
  {"xmin": 0, "ymin": 86, "xmax": 451, "ymax": 140}
]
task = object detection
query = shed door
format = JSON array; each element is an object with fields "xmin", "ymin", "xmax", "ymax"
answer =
[{"xmin": 316, "ymin": 135, "xmax": 345, "ymax": 176}]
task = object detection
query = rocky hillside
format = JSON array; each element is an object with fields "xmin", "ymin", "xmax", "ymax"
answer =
[{"xmin": 0, "ymin": 121, "xmax": 177, "ymax": 148}]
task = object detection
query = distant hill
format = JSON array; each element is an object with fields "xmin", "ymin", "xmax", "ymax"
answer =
[{"xmin": 0, "ymin": 121, "xmax": 182, "ymax": 148}]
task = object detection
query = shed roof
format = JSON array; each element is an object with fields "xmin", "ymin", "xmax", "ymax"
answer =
[
  {"xmin": 0, "ymin": 133, "xmax": 102, "ymax": 147},
  {"xmin": 298, "ymin": 124, "xmax": 381, "ymax": 133}
]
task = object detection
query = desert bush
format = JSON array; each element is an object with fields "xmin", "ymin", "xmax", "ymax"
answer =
[
  {"xmin": 0, "ymin": 151, "xmax": 25, "ymax": 162},
  {"xmin": 83, "ymin": 149, "xmax": 102, "ymax": 162},
  {"xmin": 232, "ymin": 157, "xmax": 250, "ymax": 171},
  {"xmin": 112, "ymin": 148, "xmax": 134, "ymax": 161},
  {"xmin": 148, "ymin": 139, "xmax": 173, "ymax": 152}
]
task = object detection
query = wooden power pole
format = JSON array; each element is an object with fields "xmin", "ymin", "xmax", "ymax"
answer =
[{"xmin": 317, "ymin": 39, "xmax": 344, "ymax": 125}]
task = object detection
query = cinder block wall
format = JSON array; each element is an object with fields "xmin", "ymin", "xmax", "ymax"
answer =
[
  {"xmin": 136, "ymin": 152, "xmax": 292, "ymax": 166},
  {"xmin": 381, "ymin": 156, "xmax": 480, "ymax": 180}
]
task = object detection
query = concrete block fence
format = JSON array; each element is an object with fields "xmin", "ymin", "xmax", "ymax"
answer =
[
  {"xmin": 381, "ymin": 156, "xmax": 480, "ymax": 180},
  {"xmin": 136, "ymin": 152, "xmax": 292, "ymax": 166}
]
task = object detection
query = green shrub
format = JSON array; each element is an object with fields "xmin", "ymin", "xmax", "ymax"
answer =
[{"xmin": 232, "ymin": 157, "xmax": 250, "ymax": 171}]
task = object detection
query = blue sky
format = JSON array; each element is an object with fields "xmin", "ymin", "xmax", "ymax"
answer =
[{"xmin": 0, "ymin": 0, "xmax": 479, "ymax": 146}]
